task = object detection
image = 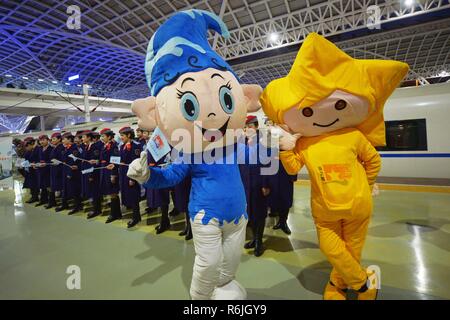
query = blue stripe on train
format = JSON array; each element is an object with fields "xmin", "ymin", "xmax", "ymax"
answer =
[{"xmin": 380, "ymin": 153, "xmax": 450, "ymax": 158}]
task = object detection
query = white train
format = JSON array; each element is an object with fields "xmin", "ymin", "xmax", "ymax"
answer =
[
  {"xmin": 9, "ymin": 82, "xmax": 450, "ymax": 183},
  {"xmin": 380, "ymin": 82, "xmax": 450, "ymax": 181}
]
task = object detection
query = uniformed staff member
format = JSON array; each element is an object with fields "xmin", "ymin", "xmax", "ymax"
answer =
[
  {"xmin": 101, "ymin": 128, "xmax": 122, "ymax": 223},
  {"xmin": 14, "ymin": 139, "xmax": 27, "ymax": 180},
  {"xmin": 92, "ymin": 131, "xmax": 101, "ymax": 144},
  {"xmin": 268, "ymin": 160, "xmax": 297, "ymax": 235},
  {"xmin": 135, "ymin": 128, "xmax": 143, "ymax": 143},
  {"xmin": 81, "ymin": 130, "xmax": 103, "ymax": 219},
  {"xmin": 172, "ymin": 176, "xmax": 192, "ymax": 240},
  {"xmin": 35, "ymin": 135, "xmax": 53, "ymax": 207},
  {"xmin": 139, "ymin": 129, "xmax": 150, "ymax": 202},
  {"xmin": 74, "ymin": 131, "xmax": 84, "ymax": 150},
  {"xmin": 146, "ymin": 150, "xmax": 171, "ymax": 234},
  {"xmin": 117, "ymin": 127, "xmax": 142, "ymax": 228},
  {"xmin": 55, "ymin": 132, "xmax": 83, "ymax": 214},
  {"xmin": 23, "ymin": 137, "xmax": 40, "ymax": 204},
  {"xmin": 240, "ymin": 116, "xmax": 271, "ymax": 256},
  {"xmin": 46, "ymin": 132, "xmax": 64, "ymax": 209}
]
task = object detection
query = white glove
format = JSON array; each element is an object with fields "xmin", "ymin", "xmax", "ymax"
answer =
[
  {"xmin": 127, "ymin": 151, "xmax": 150, "ymax": 185},
  {"xmin": 372, "ymin": 183, "xmax": 380, "ymax": 197},
  {"xmin": 278, "ymin": 125, "xmax": 301, "ymax": 151}
]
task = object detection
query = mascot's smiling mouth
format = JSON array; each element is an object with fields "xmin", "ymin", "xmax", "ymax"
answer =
[
  {"xmin": 313, "ymin": 118, "xmax": 339, "ymax": 127},
  {"xmin": 196, "ymin": 118, "xmax": 230, "ymax": 142}
]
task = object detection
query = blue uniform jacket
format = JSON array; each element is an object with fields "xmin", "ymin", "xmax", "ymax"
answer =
[
  {"xmin": 100, "ymin": 140, "xmax": 120, "ymax": 195},
  {"xmin": 38, "ymin": 145, "xmax": 53, "ymax": 188},
  {"xmin": 49, "ymin": 143, "xmax": 64, "ymax": 192}
]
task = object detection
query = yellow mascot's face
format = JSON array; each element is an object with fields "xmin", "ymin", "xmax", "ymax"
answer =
[
  {"xmin": 260, "ymin": 33, "xmax": 409, "ymax": 146},
  {"xmin": 283, "ymin": 90, "xmax": 371, "ymax": 137}
]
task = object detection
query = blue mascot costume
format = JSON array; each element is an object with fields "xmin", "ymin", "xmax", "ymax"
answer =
[{"xmin": 127, "ymin": 9, "xmax": 266, "ymax": 300}]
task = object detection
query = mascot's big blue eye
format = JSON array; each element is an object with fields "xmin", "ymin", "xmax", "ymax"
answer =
[
  {"xmin": 219, "ymin": 85, "xmax": 234, "ymax": 114},
  {"xmin": 180, "ymin": 92, "xmax": 200, "ymax": 121}
]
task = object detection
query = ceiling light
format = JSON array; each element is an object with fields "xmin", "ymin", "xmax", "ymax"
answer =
[
  {"xmin": 38, "ymin": 79, "xmax": 44, "ymax": 82},
  {"xmin": 68, "ymin": 74, "xmax": 80, "ymax": 81},
  {"xmin": 22, "ymin": 76, "xmax": 28, "ymax": 80},
  {"xmin": 269, "ymin": 33, "xmax": 279, "ymax": 43},
  {"xmin": 5, "ymin": 74, "xmax": 12, "ymax": 77},
  {"xmin": 405, "ymin": 0, "xmax": 414, "ymax": 6},
  {"xmin": 52, "ymin": 80, "xmax": 57, "ymax": 84}
]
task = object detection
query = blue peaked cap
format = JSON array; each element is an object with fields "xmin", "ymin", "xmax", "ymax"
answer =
[{"xmin": 145, "ymin": 9, "xmax": 239, "ymax": 96}]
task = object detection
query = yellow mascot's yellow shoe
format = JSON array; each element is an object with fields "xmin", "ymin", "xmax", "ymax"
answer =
[
  {"xmin": 357, "ymin": 272, "xmax": 379, "ymax": 300},
  {"xmin": 324, "ymin": 282, "xmax": 347, "ymax": 300}
]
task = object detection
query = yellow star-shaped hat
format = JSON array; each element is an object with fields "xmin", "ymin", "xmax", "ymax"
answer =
[{"xmin": 260, "ymin": 32, "xmax": 409, "ymax": 146}]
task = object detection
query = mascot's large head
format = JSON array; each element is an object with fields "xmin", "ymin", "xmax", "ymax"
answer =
[
  {"xmin": 260, "ymin": 33, "xmax": 409, "ymax": 146},
  {"xmin": 132, "ymin": 10, "xmax": 262, "ymax": 153}
]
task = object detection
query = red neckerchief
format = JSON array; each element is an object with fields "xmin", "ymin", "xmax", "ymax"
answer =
[
  {"xmin": 125, "ymin": 142, "xmax": 131, "ymax": 151},
  {"xmin": 105, "ymin": 141, "xmax": 112, "ymax": 151},
  {"xmin": 65, "ymin": 143, "xmax": 72, "ymax": 150},
  {"xmin": 87, "ymin": 143, "xmax": 92, "ymax": 151}
]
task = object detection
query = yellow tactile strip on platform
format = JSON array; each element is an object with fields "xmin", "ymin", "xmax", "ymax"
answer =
[{"xmin": 294, "ymin": 180, "xmax": 450, "ymax": 194}]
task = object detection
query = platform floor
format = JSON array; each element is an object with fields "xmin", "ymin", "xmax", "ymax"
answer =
[{"xmin": 0, "ymin": 181, "xmax": 449, "ymax": 300}]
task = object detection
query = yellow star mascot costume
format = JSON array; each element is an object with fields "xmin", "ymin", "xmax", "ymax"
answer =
[{"xmin": 260, "ymin": 33, "xmax": 409, "ymax": 300}]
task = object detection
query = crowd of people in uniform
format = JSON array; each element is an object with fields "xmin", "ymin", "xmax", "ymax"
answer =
[{"xmin": 15, "ymin": 115, "xmax": 296, "ymax": 256}]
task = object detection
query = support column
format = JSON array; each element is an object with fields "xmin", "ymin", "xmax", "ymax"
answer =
[
  {"xmin": 40, "ymin": 115, "xmax": 45, "ymax": 132},
  {"xmin": 83, "ymin": 84, "xmax": 90, "ymax": 123}
]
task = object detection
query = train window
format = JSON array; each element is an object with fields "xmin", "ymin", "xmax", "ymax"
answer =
[{"xmin": 377, "ymin": 119, "xmax": 427, "ymax": 151}]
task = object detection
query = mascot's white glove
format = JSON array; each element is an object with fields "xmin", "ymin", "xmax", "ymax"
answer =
[
  {"xmin": 372, "ymin": 183, "xmax": 380, "ymax": 197},
  {"xmin": 127, "ymin": 151, "xmax": 150, "ymax": 185},
  {"xmin": 277, "ymin": 125, "xmax": 301, "ymax": 151},
  {"xmin": 211, "ymin": 280, "xmax": 247, "ymax": 300}
]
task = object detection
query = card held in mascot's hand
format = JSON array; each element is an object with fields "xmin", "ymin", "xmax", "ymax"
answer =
[{"xmin": 147, "ymin": 127, "xmax": 171, "ymax": 162}]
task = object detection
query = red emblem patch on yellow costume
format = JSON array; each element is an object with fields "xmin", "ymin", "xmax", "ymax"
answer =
[{"xmin": 321, "ymin": 164, "xmax": 352, "ymax": 182}]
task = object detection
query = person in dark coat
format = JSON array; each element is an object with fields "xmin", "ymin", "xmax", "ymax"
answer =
[
  {"xmin": 46, "ymin": 132, "xmax": 64, "ymax": 209},
  {"xmin": 35, "ymin": 135, "xmax": 53, "ymax": 207},
  {"xmin": 74, "ymin": 131, "xmax": 84, "ymax": 149},
  {"xmin": 14, "ymin": 139, "xmax": 27, "ymax": 179},
  {"xmin": 74, "ymin": 131, "xmax": 86, "ymax": 200},
  {"xmin": 146, "ymin": 151, "xmax": 171, "ymax": 234},
  {"xmin": 239, "ymin": 116, "xmax": 271, "ymax": 256},
  {"xmin": 93, "ymin": 131, "xmax": 105, "ymax": 207},
  {"xmin": 139, "ymin": 129, "xmax": 150, "ymax": 148},
  {"xmin": 117, "ymin": 127, "xmax": 142, "ymax": 228},
  {"xmin": 172, "ymin": 176, "xmax": 192, "ymax": 240},
  {"xmin": 135, "ymin": 128, "xmax": 143, "ymax": 144},
  {"xmin": 23, "ymin": 137, "xmax": 40, "ymax": 203},
  {"xmin": 81, "ymin": 130, "xmax": 103, "ymax": 219},
  {"xmin": 55, "ymin": 132, "xmax": 83, "ymax": 214},
  {"xmin": 139, "ymin": 129, "xmax": 150, "ymax": 202},
  {"xmin": 92, "ymin": 131, "xmax": 101, "ymax": 144},
  {"xmin": 268, "ymin": 159, "xmax": 297, "ymax": 235},
  {"xmin": 101, "ymin": 128, "xmax": 122, "ymax": 223}
]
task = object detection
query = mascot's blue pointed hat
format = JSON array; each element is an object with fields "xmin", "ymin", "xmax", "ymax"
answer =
[{"xmin": 145, "ymin": 9, "xmax": 238, "ymax": 96}]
